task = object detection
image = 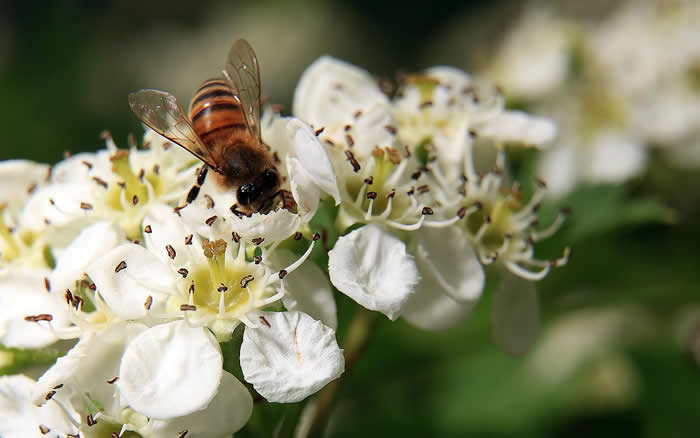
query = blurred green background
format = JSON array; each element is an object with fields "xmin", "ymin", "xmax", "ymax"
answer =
[{"xmin": 3, "ymin": 1, "xmax": 700, "ymax": 436}]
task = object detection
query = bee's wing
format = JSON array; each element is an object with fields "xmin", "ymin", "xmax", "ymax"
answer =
[
  {"xmin": 128, "ymin": 89, "xmax": 219, "ymax": 170},
  {"xmin": 223, "ymin": 39, "xmax": 262, "ymax": 140}
]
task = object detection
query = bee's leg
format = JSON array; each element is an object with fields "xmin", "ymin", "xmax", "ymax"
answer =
[
  {"xmin": 229, "ymin": 203, "xmax": 250, "ymax": 218},
  {"xmin": 186, "ymin": 165, "xmax": 209, "ymax": 204},
  {"xmin": 275, "ymin": 189, "xmax": 295, "ymax": 210}
]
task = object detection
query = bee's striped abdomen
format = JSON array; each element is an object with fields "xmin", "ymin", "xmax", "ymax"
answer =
[{"xmin": 189, "ymin": 79, "xmax": 248, "ymax": 147}]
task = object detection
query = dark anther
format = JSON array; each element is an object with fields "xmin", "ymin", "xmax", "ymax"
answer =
[
  {"xmin": 107, "ymin": 376, "xmax": 119, "ymax": 384},
  {"xmin": 535, "ymin": 177, "xmax": 547, "ymax": 188},
  {"xmin": 344, "ymin": 124, "xmax": 352, "ymax": 132},
  {"xmin": 387, "ymin": 189, "xmax": 396, "ymax": 199},
  {"xmin": 252, "ymin": 237, "xmax": 265, "ymax": 246},
  {"xmin": 417, "ymin": 185, "xmax": 429, "ymax": 194},
  {"xmin": 144, "ymin": 225, "xmax": 152, "ymax": 233},
  {"xmin": 205, "ymin": 215, "xmax": 217, "ymax": 226},
  {"xmin": 166, "ymin": 245, "xmax": 176, "ymax": 260},
  {"xmin": 39, "ymin": 425, "xmax": 50, "ymax": 435},
  {"xmin": 457, "ymin": 207, "xmax": 466, "ymax": 218},
  {"xmin": 186, "ymin": 185, "xmax": 200, "ymax": 204},
  {"xmin": 144, "ymin": 295, "xmax": 153, "ymax": 310},
  {"xmin": 185, "ymin": 234, "xmax": 193, "ymax": 245},
  {"xmin": 80, "ymin": 202, "xmax": 93, "ymax": 210},
  {"xmin": 180, "ymin": 304, "xmax": 197, "ymax": 311},
  {"xmin": 422, "ymin": 207, "xmax": 434, "ymax": 215},
  {"xmin": 345, "ymin": 134, "xmax": 355, "ymax": 147},
  {"xmin": 177, "ymin": 268, "xmax": 189, "ymax": 278},
  {"xmin": 217, "ymin": 284, "xmax": 228, "ymax": 292},
  {"xmin": 312, "ymin": 233, "xmax": 321, "ymax": 241},
  {"xmin": 385, "ymin": 125, "xmax": 397, "ymax": 135},
  {"xmin": 278, "ymin": 270, "xmax": 288, "ymax": 279},
  {"xmin": 44, "ymin": 277, "xmax": 51, "ymax": 292},
  {"xmin": 92, "ymin": 176, "xmax": 108, "ymax": 188},
  {"xmin": 240, "ymin": 275, "xmax": 254, "ymax": 288},
  {"xmin": 259, "ymin": 316, "xmax": 271, "ymax": 328},
  {"xmin": 254, "ymin": 255, "xmax": 262, "ymax": 264},
  {"xmin": 366, "ymin": 191, "xmax": 377, "ymax": 199},
  {"xmin": 232, "ymin": 232, "xmax": 241, "ymax": 243},
  {"xmin": 314, "ymin": 127, "xmax": 325, "ymax": 136},
  {"xmin": 87, "ymin": 413, "xmax": 97, "ymax": 426},
  {"xmin": 411, "ymin": 170, "xmax": 422, "ymax": 180},
  {"xmin": 364, "ymin": 176, "xmax": 374, "ymax": 185},
  {"xmin": 294, "ymin": 232, "xmax": 303, "ymax": 240},
  {"xmin": 115, "ymin": 261, "xmax": 127, "ymax": 273},
  {"xmin": 45, "ymin": 390, "xmax": 56, "ymax": 400}
]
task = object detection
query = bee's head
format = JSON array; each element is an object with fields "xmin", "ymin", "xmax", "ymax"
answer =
[{"xmin": 236, "ymin": 168, "xmax": 280, "ymax": 212}]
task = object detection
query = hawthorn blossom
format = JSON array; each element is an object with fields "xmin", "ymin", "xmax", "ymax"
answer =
[
  {"xmin": 296, "ymin": 56, "xmax": 563, "ymax": 327},
  {"xmin": 22, "ymin": 322, "xmax": 252, "ymax": 438},
  {"xmin": 21, "ymin": 130, "xmax": 198, "ymax": 240},
  {"xmin": 0, "ymin": 161, "xmax": 52, "ymax": 269},
  {"xmin": 86, "ymin": 204, "xmax": 343, "ymax": 404}
]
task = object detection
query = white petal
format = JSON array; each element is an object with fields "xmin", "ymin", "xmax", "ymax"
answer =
[
  {"xmin": 275, "ymin": 250, "xmax": 337, "ymax": 330},
  {"xmin": 0, "ymin": 160, "xmax": 49, "ymax": 214},
  {"xmin": 293, "ymin": 56, "xmax": 387, "ymax": 128},
  {"xmin": 240, "ymin": 311, "xmax": 344, "ymax": 403},
  {"xmin": 478, "ymin": 110, "xmax": 557, "ymax": 147},
  {"xmin": 21, "ymin": 183, "xmax": 96, "ymax": 230},
  {"xmin": 86, "ymin": 243, "xmax": 175, "ymax": 319},
  {"xmin": 0, "ymin": 268, "xmax": 70, "ymax": 349},
  {"xmin": 287, "ymin": 157, "xmax": 321, "ymax": 220},
  {"xmin": 401, "ymin": 282, "xmax": 474, "ymax": 331},
  {"xmin": 143, "ymin": 371, "xmax": 253, "ymax": 438},
  {"xmin": 328, "ymin": 225, "xmax": 418, "ymax": 320},
  {"xmin": 233, "ymin": 208, "xmax": 303, "ymax": 243},
  {"xmin": 350, "ymin": 103, "xmax": 396, "ymax": 158},
  {"xmin": 492, "ymin": 274, "xmax": 540, "ymax": 356},
  {"xmin": 49, "ymin": 221, "xmax": 124, "ymax": 294},
  {"xmin": 143, "ymin": 203, "xmax": 204, "ymax": 267},
  {"xmin": 585, "ymin": 133, "xmax": 647, "ymax": 183},
  {"xmin": 412, "ymin": 226, "xmax": 484, "ymax": 304},
  {"xmin": 290, "ymin": 118, "xmax": 341, "ymax": 204},
  {"xmin": 33, "ymin": 323, "xmax": 145, "ymax": 415},
  {"xmin": 119, "ymin": 320, "xmax": 223, "ymax": 419},
  {"xmin": 0, "ymin": 374, "xmax": 76, "ymax": 438}
]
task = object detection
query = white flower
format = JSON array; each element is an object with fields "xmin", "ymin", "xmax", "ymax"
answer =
[
  {"xmin": 0, "ymin": 161, "xmax": 52, "ymax": 269},
  {"xmin": 294, "ymin": 55, "xmax": 564, "ymax": 326},
  {"xmin": 21, "ymin": 131, "xmax": 197, "ymax": 240},
  {"xmin": 30, "ymin": 321, "xmax": 252, "ymax": 437},
  {"xmin": 0, "ymin": 160, "xmax": 50, "ymax": 229},
  {"xmin": 87, "ymin": 204, "xmax": 344, "ymax": 403}
]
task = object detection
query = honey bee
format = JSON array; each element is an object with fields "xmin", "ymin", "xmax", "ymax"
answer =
[{"xmin": 128, "ymin": 39, "xmax": 282, "ymax": 215}]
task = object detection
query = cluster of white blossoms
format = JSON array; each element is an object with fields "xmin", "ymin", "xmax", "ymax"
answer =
[
  {"xmin": 486, "ymin": 0, "xmax": 700, "ymax": 196},
  {"xmin": 1, "ymin": 54, "xmax": 565, "ymax": 437}
]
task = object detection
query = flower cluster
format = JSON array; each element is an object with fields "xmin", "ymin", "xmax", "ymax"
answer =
[
  {"xmin": 0, "ymin": 54, "xmax": 566, "ymax": 436},
  {"xmin": 293, "ymin": 57, "xmax": 566, "ymax": 329},
  {"xmin": 486, "ymin": 0, "xmax": 700, "ymax": 196}
]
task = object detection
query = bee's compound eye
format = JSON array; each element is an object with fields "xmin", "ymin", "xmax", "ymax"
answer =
[
  {"xmin": 237, "ymin": 183, "xmax": 257, "ymax": 206},
  {"xmin": 261, "ymin": 169, "xmax": 279, "ymax": 190}
]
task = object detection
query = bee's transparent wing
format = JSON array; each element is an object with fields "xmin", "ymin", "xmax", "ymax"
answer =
[
  {"xmin": 223, "ymin": 38, "xmax": 262, "ymax": 139},
  {"xmin": 128, "ymin": 89, "xmax": 219, "ymax": 170}
]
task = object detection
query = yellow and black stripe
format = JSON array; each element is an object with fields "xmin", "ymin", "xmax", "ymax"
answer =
[{"xmin": 188, "ymin": 79, "xmax": 248, "ymax": 146}]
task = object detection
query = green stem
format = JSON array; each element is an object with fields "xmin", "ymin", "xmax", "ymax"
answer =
[{"xmin": 306, "ymin": 308, "xmax": 376, "ymax": 437}]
